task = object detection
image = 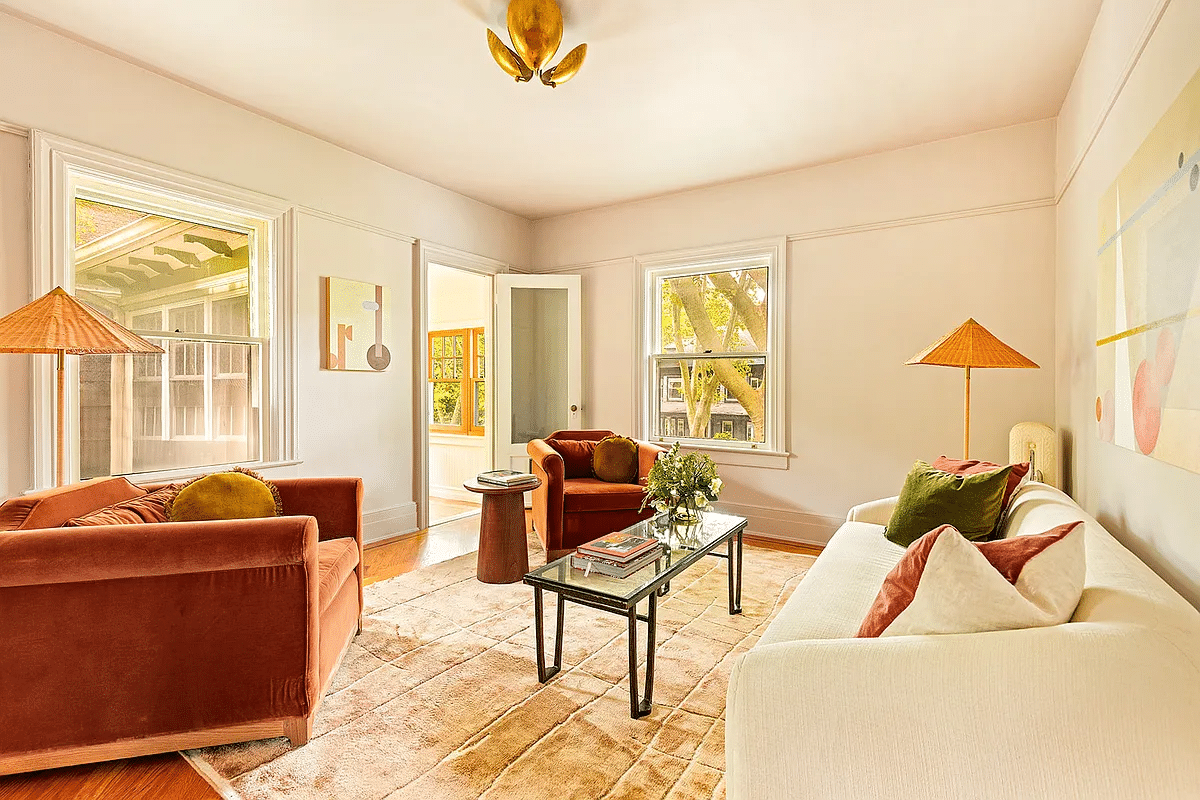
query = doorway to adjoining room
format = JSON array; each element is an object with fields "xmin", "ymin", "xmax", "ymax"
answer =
[{"xmin": 426, "ymin": 263, "xmax": 492, "ymax": 528}]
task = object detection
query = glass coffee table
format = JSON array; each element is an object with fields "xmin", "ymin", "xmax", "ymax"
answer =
[{"xmin": 523, "ymin": 511, "xmax": 746, "ymax": 719}]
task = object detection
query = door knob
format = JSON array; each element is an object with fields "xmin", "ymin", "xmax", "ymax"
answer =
[{"xmin": 570, "ymin": 404, "xmax": 578, "ymax": 412}]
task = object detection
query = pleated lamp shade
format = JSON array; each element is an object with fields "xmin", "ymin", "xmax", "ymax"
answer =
[
  {"xmin": 906, "ymin": 318, "xmax": 1038, "ymax": 459},
  {"xmin": 0, "ymin": 287, "xmax": 163, "ymax": 355},
  {"xmin": 0, "ymin": 287, "xmax": 164, "ymax": 486}
]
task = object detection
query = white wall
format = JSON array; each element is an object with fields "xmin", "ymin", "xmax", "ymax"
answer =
[
  {"xmin": 1056, "ymin": 0, "xmax": 1200, "ymax": 606},
  {"xmin": 427, "ymin": 264, "xmax": 490, "ymax": 502},
  {"xmin": 534, "ymin": 122, "xmax": 1058, "ymax": 544},
  {"xmin": 0, "ymin": 13, "xmax": 532, "ymax": 541}
]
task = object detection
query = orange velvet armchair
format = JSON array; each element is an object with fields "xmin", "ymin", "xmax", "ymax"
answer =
[
  {"xmin": 0, "ymin": 475, "xmax": 363, "ymax": 775},
  {"xmin": 527, "ymin": 429, "xmax": 664, "ymax": 560}
]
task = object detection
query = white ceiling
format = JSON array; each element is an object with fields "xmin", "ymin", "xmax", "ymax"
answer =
[{"xmin": 3, "ymin": 1, "xmax": 1101, "ymax": 219}]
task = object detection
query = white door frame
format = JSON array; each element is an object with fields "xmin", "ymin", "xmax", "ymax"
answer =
[{"xmin": 414, "ymin": 241, "xmax": 511, "ymax": 531}]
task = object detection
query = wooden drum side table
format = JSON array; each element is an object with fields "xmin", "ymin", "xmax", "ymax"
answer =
[{"xmin": 463, "ymin": 477, "xmax": 541, "ymax": 584}]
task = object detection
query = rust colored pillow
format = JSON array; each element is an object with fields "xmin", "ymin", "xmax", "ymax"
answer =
[
  {"xmin": 64, "ymin": 484, "xmax": 182, "ymax": 527},
  {"xmin": 592, "ymin": 436, "xmax": 639, "ymax": 484},
  {"xmin": 547, "ymin": 439, "xmax": 596, "ymax": 479},
  {"xmin": 858, "ymin": 521, "xmax": 1085, "ymax": 638},
  {"xmin": 932, "ymin": 456, "xmax": 1031, "ymax": 538}
]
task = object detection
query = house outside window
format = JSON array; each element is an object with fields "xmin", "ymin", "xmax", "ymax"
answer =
[
  {"xmin": 33, "ymin": 133, "xmax": 295, "ymax": 487},
  {"xmin": 429, "ymin": 327, "xmax": 485, "ymax": 436},
  {"xmin": 640, "ymin": 239, "xmax": 786, "ymax": 456}
]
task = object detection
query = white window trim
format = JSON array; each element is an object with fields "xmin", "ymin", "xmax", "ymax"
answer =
[
  {"xmin": 635, "ymin": 238, "xmax": 789, "ymax": 470},
  {"xmin": 31, "ymin": 131, "xmax": 298, "ymax": 488}
]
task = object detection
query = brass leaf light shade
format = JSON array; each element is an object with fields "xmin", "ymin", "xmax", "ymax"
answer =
[
  {"xmin": 487, "ymin": 0, "xmax": 588, "ymax": 88},
  {"xmin": 906, "ymin": 318, "xmax": 1038, "ymax": 459},
  {"xmin": 0, "ymin": 286, "xmax": 164, "ymax": 486}
]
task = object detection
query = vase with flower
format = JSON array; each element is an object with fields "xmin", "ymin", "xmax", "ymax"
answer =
[{"xmin": 641, "ymin": 442, "xmax": 723, "ymax": 532}]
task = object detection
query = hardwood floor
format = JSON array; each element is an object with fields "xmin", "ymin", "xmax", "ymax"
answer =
[
  {"xmin": 0, "ymin": 512, "xmax": 820, "ymax": 799},
  {"xmin": 0, "ymin": 753, "xmax": 219, "ymax": 800}
]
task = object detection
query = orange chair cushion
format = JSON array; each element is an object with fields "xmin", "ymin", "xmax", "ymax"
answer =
[
  {"xmin": 592, "ymin": 436, "xmax": 639, "ymax": 483},
  {"xmin": 562, "ymin": 478, "xmax": 647, "ymax": 513},
  {"xmin": 317, "ymin": 537, "xmax": 360, "ymax": 614},
  {"xmin": 547, "ymin": 439, "xmax": 596, "ymax": 479}
]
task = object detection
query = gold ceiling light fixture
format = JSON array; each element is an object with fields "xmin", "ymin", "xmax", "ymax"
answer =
[{"xmin": 487, "ymin": 0, "xmax": 587, "ymax": 88}]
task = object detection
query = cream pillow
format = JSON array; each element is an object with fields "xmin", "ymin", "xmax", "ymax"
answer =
[{"xmin": 858, "ymin": 521, "xmax": 1085, "ymax": 637}]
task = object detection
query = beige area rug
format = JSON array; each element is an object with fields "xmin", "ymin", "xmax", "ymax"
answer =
[{"xmin": 190, "ymin": 533, "xmax": 815, "ymax": 800}]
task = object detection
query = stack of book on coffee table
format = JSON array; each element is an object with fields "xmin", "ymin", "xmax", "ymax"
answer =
[{"xmin": 571, "ymin": 532, "xmax": 663, "ymax": 579}]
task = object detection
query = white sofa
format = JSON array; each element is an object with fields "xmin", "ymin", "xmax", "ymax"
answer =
[{"xmin": 726, "ymin": 482, "xmax": 1200, "ymax": 799}]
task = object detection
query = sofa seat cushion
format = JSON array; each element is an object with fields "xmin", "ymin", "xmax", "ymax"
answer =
[
  {"xmin": 0, "ymin": 477, "xmax": 146, "ymax": 531},
  {"xmin": 758, "ymin": 520, "xmax": 906, "ymax": 646},
  {"xmin": 562, "ymin": 478, "xmax": 647, "ymax": 513},
  {"xmin": 318, "ymin": 537, "xmax": 360, "ymax": 614}
]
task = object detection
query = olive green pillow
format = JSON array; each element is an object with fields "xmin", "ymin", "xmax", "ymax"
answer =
[
  {"xmin": 884, "ymin": 461, "xmax": 1012, "ymax": 547},
  {"xmin": 592, "ymin": 435, "xmax": 639, "ymax": 483},
  {"xmin": 168, "ymin": 467, "xmax": 282, "ymax": 522}
]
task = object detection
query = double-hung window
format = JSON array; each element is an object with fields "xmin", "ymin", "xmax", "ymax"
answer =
[
  {"xmin": 640, "ymin": 240, "xmax": 786, "ymax": 458},
  {"xmin": 428, "ymin": 327, "xmax": 485, "ymax": 436},
  {"xmin": 33, "ymin": 133, "xmax": 295, "ymax": 487}
]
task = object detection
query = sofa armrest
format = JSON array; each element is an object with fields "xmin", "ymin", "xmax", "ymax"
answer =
[
  {"xmin": 0, "ymin": 517, "xmax": 321, "ymax": 757},
  {"xmin": 635, "ymin": 440, "xmax": 665, "ymax": 482},
  {"xmin": 272, "ymin": 477, "xmax": 363, "ymax": 545},
  {"xmin": 846, "ymin": 495, "xmax": 898, "ymax": 525},
  {"xmin": 726, "ymin": 624, "xmax": 1200, "ymax": 800},
  {"xmin": 527, "ymin": 439, "xmax": 565, "ymax": 554},
  {"xmin": 0, "ymin": 516, "xmax": 317, "ymax": 587}
]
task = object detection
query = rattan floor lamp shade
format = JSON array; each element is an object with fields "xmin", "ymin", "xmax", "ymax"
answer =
[
  {"xmin": 0, "ymin": 287, "xmax": 164, "ymax": 486},
  {"xmin": 906, "ymin": 318, "xmax": 1038, "ymax": 459}
]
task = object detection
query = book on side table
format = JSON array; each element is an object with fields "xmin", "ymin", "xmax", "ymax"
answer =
[
  {"xmin": 572, "ymin": 531, "xmax": 664, "ymax": 578},
  {"xmin": 477, "ymin": 469, "xmax": 538, "ymax": 488}
]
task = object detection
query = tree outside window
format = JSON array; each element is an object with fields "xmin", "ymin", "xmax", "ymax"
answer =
[
  {"xmin": 653, "ymin": 266, "xmax": 768, "ymax": 445},
  {"xmin": 429, "ymin": 327, "xmax": 485, "ymax": 435}
]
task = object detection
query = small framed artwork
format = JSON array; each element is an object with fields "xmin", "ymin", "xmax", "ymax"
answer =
[{"xmin": 324, "ymin": 277, "xmax": 392, "ymax": 371}]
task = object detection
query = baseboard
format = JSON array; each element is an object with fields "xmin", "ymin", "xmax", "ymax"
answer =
[
  {"xmin": 714, "ymin": 500, "xmax": 841, "ymax": 547},
  {"xmin": 363, "ymin": 502, "xmax": 418, "ymax": 545}
]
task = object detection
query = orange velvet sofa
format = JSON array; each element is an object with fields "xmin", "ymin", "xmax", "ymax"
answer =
[
  {"xmin": 0, "ymin": 474, "xmax": 363, "ymax": 775},
  {"xmin": 527, "ymin": 430, "xmax": 664, "ymax": 560}
]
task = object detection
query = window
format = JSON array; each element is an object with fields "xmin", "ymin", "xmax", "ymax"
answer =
[
  {"xmin": 640, "ymin": 240, "xmax": 786, "ymax": 455},
  {"xmin": 429, "ymin": 327, "xmax": 485, "ymax": 435},
  {"xmin": 33, "ymin": 132, "xmax": 294, "ymax": 487}
]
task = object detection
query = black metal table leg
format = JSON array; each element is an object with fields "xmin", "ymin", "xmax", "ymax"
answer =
[
  {"xmin": 626, "ymin": 592, "xmax": 656, "ymax": 718},
  {"xmin": 534, "ymin": 587, "xmax": 563, "ymax": 682},
  {"xmin": 728, "ymin": 527, "xmax": 743, "ymax": 614}
]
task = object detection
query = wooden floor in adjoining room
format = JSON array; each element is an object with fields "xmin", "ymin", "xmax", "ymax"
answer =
[{"xmin": 0, "ymin": 512, "xmax": 819, "ymax": 799}]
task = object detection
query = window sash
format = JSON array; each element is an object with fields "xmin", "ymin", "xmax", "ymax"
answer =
[
  {"xmin": 428, "ymin": 327, "xmax": 485, "ymax": 436},
  {"xmin": 639, "ymin": 239, "xmax": 785, "ymax": 455}
]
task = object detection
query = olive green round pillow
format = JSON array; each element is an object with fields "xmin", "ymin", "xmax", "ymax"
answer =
[
  {"xmin": 592, "ymin": 435, "xmax": 639, "ymax": 483},
  {"xmin": 168, "ymin": 467, "xmax": 282, "ymax": 522}
]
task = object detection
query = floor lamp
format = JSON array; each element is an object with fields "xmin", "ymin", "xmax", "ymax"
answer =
[
  {"xmin": 906, "ymin": 318, "xmax": 1038, "ymax": 459},
  {"xmin": 0, "ymin": 287, "xmax": 164, "ymax": 486}
]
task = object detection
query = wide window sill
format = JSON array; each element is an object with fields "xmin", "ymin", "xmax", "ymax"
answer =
[
  {"xmin": 111, "ymin": 459, "xmax": 303, "ymax": 487},
  {"xmin": 649, "ymin": 439, "xmax": 790, "ymax": 470},
  {"xmin": 430, "ymin": 432, "xmax": 487, "ymax": 446}
]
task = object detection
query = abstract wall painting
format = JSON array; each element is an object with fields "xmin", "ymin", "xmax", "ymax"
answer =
[
  {"xmin": 1096, "ymin": 66, "xmax": 1200, "ymax": 473},
  {"xmin": 324, "ymin": 277, "xmax": 392, "ymax": 371}
]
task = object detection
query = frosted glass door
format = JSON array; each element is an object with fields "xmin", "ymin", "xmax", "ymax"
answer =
[{"xmin": 495, "ymin": 275, "xmax": 581, "ymax": 473}]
